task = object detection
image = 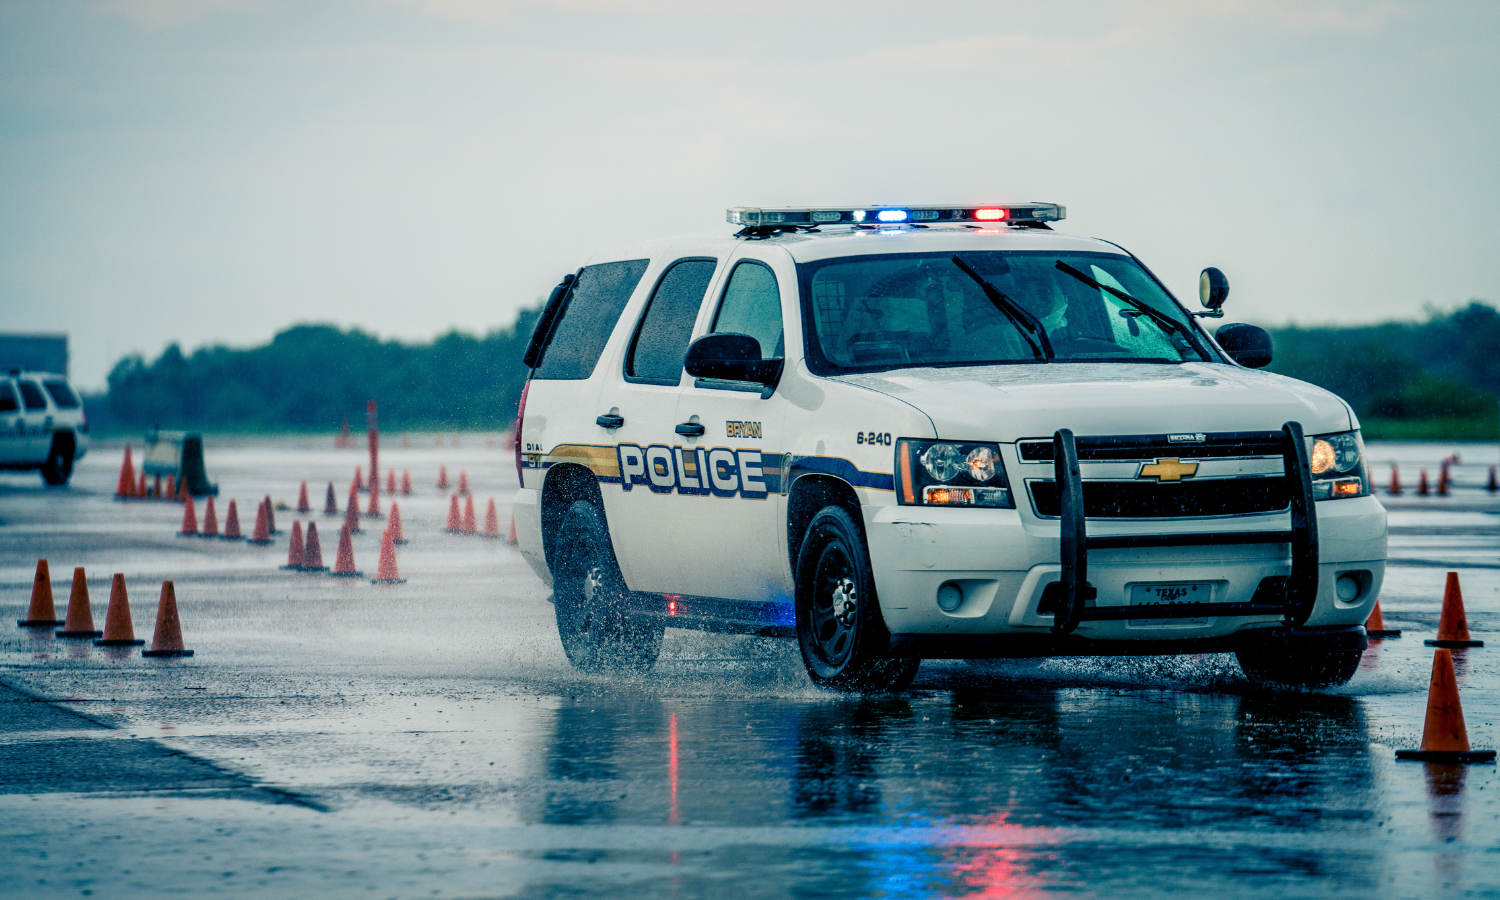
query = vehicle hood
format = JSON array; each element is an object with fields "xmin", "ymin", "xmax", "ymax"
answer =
[{"xmin": 831, "ymin": 362, "xmax": 1355, "ymax": 441}]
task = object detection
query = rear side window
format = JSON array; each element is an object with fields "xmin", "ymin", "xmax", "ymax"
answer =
[
  {"xmin": 626, "ymin": 258, "xmax": 718, "ymax": 384},
  {"xmin": 712, "ymin": 260, "xmax": 784, "ymax": 359},
  {"xmin": 532, "ymin": 259, "xmax": 650, "ymax": 381},
  {"xmin": 18, "ymin": 381, "xmax": 47, "ymax": 411},
  {"xmin": 43, "ymin": 380, "xmax": 80, "ymax": 409},
  {"xmin": 0, "ymin": 383, "xmax": 17, "ymax": 414}
]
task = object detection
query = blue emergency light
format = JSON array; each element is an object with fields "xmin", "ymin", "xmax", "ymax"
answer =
[{"xmin": 726, "ymin": 203, "xmax": 1065, "ymax": 228}]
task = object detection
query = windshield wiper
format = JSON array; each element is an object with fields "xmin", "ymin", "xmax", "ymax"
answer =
[
  {"xmin": 950, "ymin": 255, "xmax": 1052, "ymax": 360},
  {"xmin": 1053, "ymin": 260, "xmax": 1188, "ymax": 341}
]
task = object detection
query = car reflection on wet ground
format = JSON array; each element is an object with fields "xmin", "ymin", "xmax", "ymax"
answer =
[{"xmin": 1, "ymin": 437, "xmax": 1497, "ymax": 898}]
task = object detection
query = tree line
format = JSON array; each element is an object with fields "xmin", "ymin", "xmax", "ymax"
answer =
[{"xmin": 89, "ymin": 301, "xmax": 1499, "ymax": 440}]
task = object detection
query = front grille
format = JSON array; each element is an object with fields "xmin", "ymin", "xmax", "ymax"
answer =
[
  {"xmin": 1029, "ymin": 476, "xmax": 1288, "ymax": 518},
  {"xmin": 1018, "ymin": 431, "xmax": 1286, "ymax": 462}
]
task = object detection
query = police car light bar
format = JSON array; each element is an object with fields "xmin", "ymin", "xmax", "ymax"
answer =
[{"xmin": 726, "ymin": 203, "xmax": 1065, "ymax": 228}]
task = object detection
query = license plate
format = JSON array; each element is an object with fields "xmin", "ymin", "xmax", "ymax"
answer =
[{"xmin": 1128, "ymin": 582, "xmax": 1211, "ymax": 626}]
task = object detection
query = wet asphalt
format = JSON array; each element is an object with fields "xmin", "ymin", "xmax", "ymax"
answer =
[{"xmin": 1, "ymin": 436, "xmax": 1498, "ymax": 899}]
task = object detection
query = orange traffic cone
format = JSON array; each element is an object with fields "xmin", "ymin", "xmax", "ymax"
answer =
[
  {"xmin": 437, "ymin": 465, "xmax": 450, "ymax": 489},
  {"xmin": 297, "ymin": 481, "xmax": 311, "ymax": 513},
  {"xmin": 200, "ymin": 497, "xmax": 220, "ymax": 538},
  {"xmin": 506, "ymin": 512, "xmax": 518, "ymax": 546},
  {"xmin": 1438, "ymin": 462, "xmax": 1451, "ymax": 496},
  {"xmin": 1397, "ymin": 649, "xmax": 1495, "ymax": 762},
  {"xmin": 303, "ymin": 522, "xmax": 327, "ymax": 571},
  {"xmin": 461, "ymin": 495, "xmax": 476, "ymax": 535},
  {"xmin": 248, "ymin": 498, "xmax": 273, "ymax": 545},
  {"xmin": 56, "ymin": 567, "xmax": 102, "ymax": 638},
  {"xmin": 371, "ymin": 528, "xmax": 405, "ymax": 584},
  {"xmin": 153, "ymin": 473, "xmax": 162, "ymax": 500},
  {"xmin": 324, "ymin": 481, "xmax": 338, "ymax": 515},
  {"xmin": 141, "ymin": 581, "xmax": 193, "ymax": 657},
  {"xmin": 136, "ymin": 471, "xmax": 146, "ymax": 498},
  {"xmin": 354, "ymin": 465, "xmax": 364, "ymax": 493},
  {"xmin": 18, "ymin": 559, "xmax": 62, "ymax": 627},
  {"xmin": 482, "ymin": 499, "xmax": 500, "ymax": 538},
  {"xmin": 402, "ymin": 434, "xmax": 411, "ymax": 448},
  {"xmin": 164, "ymin": 473, "xmax": 176, "ymax": 502},
  {"xmin": 1418, "ymin": 469, "xmax": 1430, "ymax": 496},
  {"xmin": 344, "ymin": 486, "xmax": 363, "ymax": 535},
  {"xmin": 388, "ymin": 502, "xmax": 407, "ymax": 545},
  {"xmin": 385, "ymin": 470, "xmax": 396, "ymax": 495},
  {"xmin": 263, "ymin": 494, "xmax": 277, "ymax": 534},
  {"xmin": 177, "ymin": 473, "xmax": 189, "ymax": 502},
  {"xmin": 445, "ymin": 494, "xmax": 461, "ymax": 533},
  {"xmin": 178, "ymin": 497, "xmax": 199, "ymax": 537},
  {"xmin": 1389, "ymin": 464, "xmax": 1401, "ymax": 495},
  {"xmin": 1366, "ymin": 599, "xmax": 1401, "ymax": 638},
  {"xmin": 330, "ymin": 523, "xmax": 361, "ymax": 577},
  {"xmin": 1427, "ymin": 572, "xmax": 1483, "ymax": 647},
  {"xmin": 1490, "ymin": 465, "xmax": 1498, "ymax": 493},
  {"xmin": 115, "ymin": 446, "xmax": 135, "ymax": 498},
  {"xmin": 222, "ymin": 499, "xmax": 243, "ymax": 540},
  {"xmin": 95, "ymin": 574, "xmax": 145, "ymax": 647},
  {"xmin": 281, "ymin": 521, "xmax": 306, "ymax": 570},
  {"xmin": 458, "ymin": 470, "xmax": 470, "ymax": 495},
  {"xmin": 401, "ymin": 469, "xmax": 411, "ymax": 495},
  {"xmin": 365, "ymin": 478, "xmax": 382, "ymax": 518},
  {"xmin": 435, "ymin": 435, "xmax": 443, "ymax": 447}
]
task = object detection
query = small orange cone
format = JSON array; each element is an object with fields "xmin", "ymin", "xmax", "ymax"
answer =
[
  {"xmin": 56, "ymin": 567, "xmax": 102, "ymax": 638},
  {"xmin": 1366, "ymin": 599, "xmax": 1400, "ymax": 638},
  {"xmin": 365, "ymin": 478, "xmax": 382, "ymax": 518},
  {"xmin": 1397, "ymin": 649, "xmax": 1495, "ymax": 762},
  {"xmin": 303, "ymin": 522, "xmax": 328, "ymax": 571},
  {"xmin": 437, "ymin": 465, "xmax": 450, "ymax": 490},
  {"xmin": 435, "ymin": 435, "xmax": 443, "ymax": 447},
  {"xmin": 1489, "ymin": 464, "xmax": 1498, "ymax": 492},
  {"xmin": 1389, "ymin": 464, "xmax": 1401, "ymax": 495},
  {"xmin": 354, "ymin": 465, "xmax": 364, "ymax": 492},
  {"xmin": 401, "ymin": 469, "xmax": 411, "ymax": 495},
  {"xmin": 458, "ymin": 470, "xmax": 470, "ymax": 495},
  {"xmin": 281, "ymin": 521, "xmax": 306, "ymax": 570},
  {"xmin": 297, "ymin": 481, "xmax": 311, "ymax": 513},
  {"xmin": 177, "ymin": 473, "xmax": 189, "ymax": 502},
  {"xmin": 263, "ymin": 494, "xmax": 277, "ymax": 534},
  {"xmin": 1418, "ymin": 469, "xmax": 1430, "ymax": 496},
  {"xmin": 330, "ymin": 523, "xmax": 361, "ymax": 577},
  {"xmin": 95, "ymin": 573, "xmax": 145, "ymax": 647},
  {"xmin": 153, "ymin": 473, "xmax": 162, "ymax": 499},
  {"xmin": 445, "ymin": 494, "xmax": 461, "ymax": 533},
  {"xmin": 1438, "ymin": 462, "xmax": 1451, "ymax": 496},
  {"xmin": 141, "ymin": 581, "xmax": 193, "ymax": 657},
  {"xmin": 401, "ymin": 434, "xmax": 411, "ymax": 448},
  {"xmin": 324, "ymin": 481, "xmax": 338, "ymax": 515},
  {"xmin": 248, "ymin": 498, "xmax": 273, "ymax": 545},
  {"xmin": 482, "ymin": 499, "xmax": 500, "ymax": 538},
  {"xmin": 178, "ymin": 497, "xmax": 199, "ymax": 536},
  {"xmin": 1427, "ymin": 572, "xmax": 1483, "ymax": 647},
  {"xmin": 461, "ymin": 495, "xmax": 477, "ymax": 534},
  {"xmin": 385, "ymin": 470, "xmax": 396, "ymax": 495},
  {"xmin": 388, "ymin": 502, "xmax": 407, "ymax": 545},
  {"xmin": 115, "ymin": 446, "xmax": 135, "ymax": 498},
  {"xmin": 136, "ymin": 471, "xmax": 146, "ymax": 498},
  {"xmin": 222, "ymin": 499, "xmax": 243, "ymax": 540},
  {"xmin": 164, "ymin": 473, "xmax": 175, "ymax": 502},
  {"xmin": 344, "ymin": 486, "xmax": 364, "ymax": 535},
  {"xmin": 18, "ymin": 559, "xmax": 62, "ymax": 627},
  {"xmin": 199, "ymin": 497, "xmax": 220, "ymax": 538},
  {"xmin": 507, "ymin": 512, "xmax": 518, "ymax": 546},
  {"xmin": 371, "ymin": 528, "xmax": 405, "ymax": 584}
]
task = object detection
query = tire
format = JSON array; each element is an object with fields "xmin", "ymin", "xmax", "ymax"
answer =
[
  {"xmin": 550, "ymin": 500, "xmax": 662, "ymax": 673},
  {"xmin": 795, "ymin": 505, "xmax": 920, "ymax": 692},
  {"xmin": 1236, "ymin": 636, "xmax": 1362, "ymax": 690},
  {"xmin": 40, "ymin": 435, "xmax": 74, "ymax": 486}
]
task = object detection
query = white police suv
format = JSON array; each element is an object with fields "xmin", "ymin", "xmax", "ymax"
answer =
[
  {"xmin": 0, "ymin": 370, "xmax": 89, "ymax": 485},
  {"xmin": 513, "ymin": 204, "xmax": 1385, "ymax": 692}
]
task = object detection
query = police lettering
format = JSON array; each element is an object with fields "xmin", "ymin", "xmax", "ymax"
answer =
[{"xmin": 616, "ymin": 443, "xmax": 770, "ymax": 499}]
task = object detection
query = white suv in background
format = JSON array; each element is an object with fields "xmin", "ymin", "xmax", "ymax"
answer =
[{"xmin": 0, "ymin": 371, "xmax": 89, "ymax": 485}]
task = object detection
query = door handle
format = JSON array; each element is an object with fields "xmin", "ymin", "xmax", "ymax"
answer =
[
  {"xmin": 596, "ymin": 414, "xmax": 625, "ymax": 429},
  {"xmin": 675, "ymin": 422, "xmax": 705, "ymax": 437}
]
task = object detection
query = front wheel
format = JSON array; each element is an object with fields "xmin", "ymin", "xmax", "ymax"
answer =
[
  {"xmin": 795, "ymin": 505, "xmax": 920, "ymax": 692},
  {"xmin": 40, "ymin": 436, "xmax": 74, "ymax": 486},
  {"xmin": 1236, "ymin": 632, "xmax": 1363, "ymax": 690},
  {"xmin": 550, "ymin": 500, "xmax": 662, "ymax": 673}
]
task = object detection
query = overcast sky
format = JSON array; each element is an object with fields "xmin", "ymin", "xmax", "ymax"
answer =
[{"xmin": 3, "ymin": 0, "xmax": 1498, "ymax": 389}]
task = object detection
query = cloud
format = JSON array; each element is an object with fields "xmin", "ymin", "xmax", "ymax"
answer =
[{"xmin": 90, "ymin": 0, "xmax": 261, "ymax": 28}]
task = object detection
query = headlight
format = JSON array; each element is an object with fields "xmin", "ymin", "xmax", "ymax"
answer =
[
  {"xmin": 1309, "ymin": 431, "xmax": 1369, "ymax": 500},
  {"xmin": 897, "ymin": 439, "xmax": 1013, "ymax": 507}
]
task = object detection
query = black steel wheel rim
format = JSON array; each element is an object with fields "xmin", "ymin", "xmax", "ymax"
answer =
[{"xmin": 809, "ymin": 539, "xmax": 858, "ymax": 669}]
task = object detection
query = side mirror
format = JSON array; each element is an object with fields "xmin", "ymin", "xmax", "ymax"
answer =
[
  {"xmin": 1215, "ymin": 323, "xmax": 1272, "ymax": 368},
  {"xmin": 1198, "ymin": 267, "xmax": 1229, "ymax": 313},
  {"xmin": 684, "ymin": 333, "xmax": 783, "ymax": 389}
]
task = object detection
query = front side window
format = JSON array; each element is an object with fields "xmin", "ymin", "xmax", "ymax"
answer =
[
  {"xmin": 44, "ymin": 380, "xmax": 80, "ymax": 409},
  {"xmin": 626, "ymin": 258, "xmax": 718, "ymax": 384},
  {"xmin": 17, "ymin": 381, "xmax": 47, "ymax": 411},
  {"xmin": 712, "ymin": 260, "xmax": 783, "ymax": 360},
  {"xmin": 533, "ymin": 259, "xmax": 650, "ymax": 381},
  {"xmin": 798, "ymin": 250, "xmax": 1211, "ymax": 374}
]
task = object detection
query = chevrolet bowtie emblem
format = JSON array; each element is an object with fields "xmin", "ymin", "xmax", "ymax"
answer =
[{"xmin": 1138, "ymin": 458, "xmax": 1198, "ymax": 482}]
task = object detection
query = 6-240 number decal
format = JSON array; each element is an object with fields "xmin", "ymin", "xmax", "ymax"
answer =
[{"xmin": 857, "ymin": 431, "xmax": 892, "ymax": 446}]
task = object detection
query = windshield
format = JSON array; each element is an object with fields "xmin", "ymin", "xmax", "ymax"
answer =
[{"xmin": 798, "ymin": 250, "xmax": 1212, "ymax": 373}]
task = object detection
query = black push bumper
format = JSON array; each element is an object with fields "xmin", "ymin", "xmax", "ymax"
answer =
[{"xmin": 889, "ymin": 624, "xmax": 1367, "ymax": 660}]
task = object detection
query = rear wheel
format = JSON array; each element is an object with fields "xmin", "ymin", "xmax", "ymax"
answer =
[
  {"xmin": 40, "ymin": 434, "xmax": 74, "ymax": 486},
  {"xmin": 550, "ymin": 500, "xmax": 662, "ymax": 673},
  {"xmin": 795, "ymin": 506, "xmax": 920, "ymax": 692},
  {"xmin": 1236, "ymin": 632, "xmax": 1363, "ymax": 689}
]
